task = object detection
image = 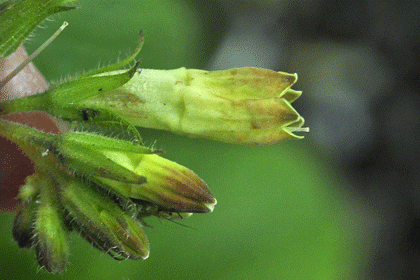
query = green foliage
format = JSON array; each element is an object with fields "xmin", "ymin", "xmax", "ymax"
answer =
[{"xmin": 0, "ymin": 0, "xmax": 79, "ymax": 58}]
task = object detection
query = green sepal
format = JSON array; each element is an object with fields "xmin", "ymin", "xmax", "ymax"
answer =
[
  {"xmin": 0, "ymin": 0, "xmax": 80, "ymax": 58},
  {"xmin": 0, "ymin": 60, "xmax": 143, "ymax": 142},
  {"xmin": 61, "ymin": 131, "xmax": 151, "ymax": 154},
  {"xmin": 51, "ymin": 131, "xmax": 151, "ymax": 184},
  {"xmin": 2, "ymin": 61, "xmax": 141, "ymax": 113},
  {"xmin": 79, "ymin": 31, "xmax": 144, "ymax": 78},
  {"xmin": 0, "ymin": 118, "xmax": 149, "ymax": 185},
  {"xmin": 51, "ymin": 61, "xmax": 141, "ymax": 108},
  {"xmin": 63, "ymin": 105, "xmax": 145, "ymax": 144}
]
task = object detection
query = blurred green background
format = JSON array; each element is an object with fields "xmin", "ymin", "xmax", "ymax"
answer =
[{"xmin": 0, "ymin": 0, "xmax": 369, "ymax": 279}]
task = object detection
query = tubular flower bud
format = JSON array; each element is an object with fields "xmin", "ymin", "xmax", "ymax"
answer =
[
  {"xmin": 94, "ymin": 153, "xmax": 216, "ymax": 214},
  {"xmin": 12, "ymin": 175, "xmax": 40, "ymax": 249},
  {"xmin": 38, "ymin": 130, "xmax": 216, "ymax": 214},
  {"xmin": 32, "ymin": 175, "xmax": 70, "ymax": 274},
  {"xmin": 57, "ymin": 173, "xmax": 150, "ymax": 260},
  {"xmin": 81, "ymin": 67, "xmax": 308, "ymax": 145}
]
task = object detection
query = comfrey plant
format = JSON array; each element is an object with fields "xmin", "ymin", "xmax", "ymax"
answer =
[{"xmin": 0, "ymin": 0, "xmax": 308, "ymax": 274}]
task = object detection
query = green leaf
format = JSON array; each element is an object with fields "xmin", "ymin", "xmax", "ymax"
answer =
[{"xmin": 0, "ymin": 0, "xmax": 80, "ymax": 58}]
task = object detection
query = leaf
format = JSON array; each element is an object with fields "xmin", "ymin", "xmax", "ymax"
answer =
[{"xmin": 0, "ymin": 0, "xmax": 80, "ymax": 58}]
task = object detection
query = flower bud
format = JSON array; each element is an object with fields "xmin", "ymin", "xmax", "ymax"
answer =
[
  {"xmin": 44, "ymin": 130, "xmax": 216, "ymax": 214},
  {"xmin": 95, "ymin": 153, "xmax": 216, "ymax": 214},
  {"xmin": 12, "ymin": 175, "xmax": 40, "ymax": 249},
  {"xmin": 57, "ymin": 173, "xmax": 150, "ymax": 260},
  {"xmin": 32, "ymin": 175, "xmax": 70, "ymax": 274},
  {"xmin": 81, "ymin": 67, "xmax": 308, "ymax": 145}
]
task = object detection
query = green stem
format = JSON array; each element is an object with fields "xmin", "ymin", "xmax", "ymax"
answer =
[{"xmin": 0, "ymin": 91, "xmax": 50, "ymax": 115}]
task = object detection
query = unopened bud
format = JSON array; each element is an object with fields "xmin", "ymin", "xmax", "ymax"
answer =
[
  {"xmin": 32, "ymin": 175, "xmax": 70, "ymax": 274},
  {"xmin": 95, "ymin": 154, "xmax": 216, "ymax": 213},
  {"xmin": 81, "ymin": 67, "xmax": 308, "ymax": 145},
  {"xmin": 58, "ymin": 174, "xmax": 149, "ymax": 260},
  {"xmin": 12, "ymin": 175, "xmax": 40, "ymax": 249}
]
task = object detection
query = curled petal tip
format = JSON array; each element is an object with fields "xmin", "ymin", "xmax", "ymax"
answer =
[{"xmin": 203, "ymin": 201, "xmax": 217, "ymax": 213}]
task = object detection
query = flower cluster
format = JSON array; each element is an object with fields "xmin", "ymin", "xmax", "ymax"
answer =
[
  {"xmin": 5, "ymin": 122, "xmax": 215, "ymax": 273},
  {"xmin": 0, "ymin": 0, "xmax": 307, "ymax": 274}
]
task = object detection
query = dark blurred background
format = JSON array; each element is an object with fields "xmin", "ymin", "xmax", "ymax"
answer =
[{"xmin": 1, "ymin": 0, "xmax": 419, "ymax": 278}]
